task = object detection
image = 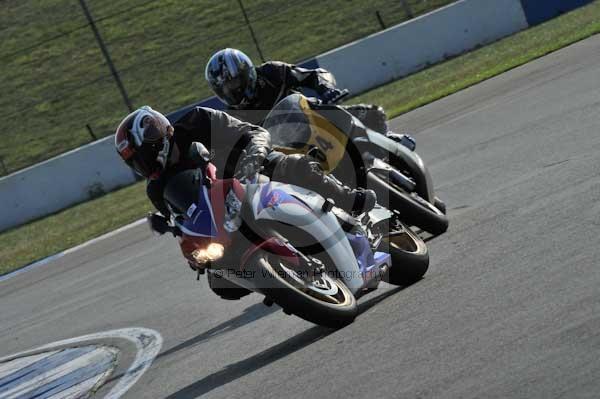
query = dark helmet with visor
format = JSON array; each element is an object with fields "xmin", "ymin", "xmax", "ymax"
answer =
[
  {"xmin": 205, "ymin": 48, "xmax": 257, "ymax": 107},
  {"xmin": 115, "ymin": 106, "xmax": 173, "ymax": 179}
]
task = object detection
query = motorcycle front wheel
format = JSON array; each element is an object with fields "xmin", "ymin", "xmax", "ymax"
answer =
[
  {"xmin": 367, "ymin": 171, "xmax": 449, "ymax": 235},
  {"xmin": 249, "ymin": 251, "xmax": 358, "ymax": 328}
]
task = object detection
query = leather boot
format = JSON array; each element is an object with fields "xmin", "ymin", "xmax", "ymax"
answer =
[
  {"xmin": 317, "ymin": 173, "xmax": 377, "ymax": 215},
  {"xmin": 265, "ymin": 152, "xmax": 377, "ymax": 215}
]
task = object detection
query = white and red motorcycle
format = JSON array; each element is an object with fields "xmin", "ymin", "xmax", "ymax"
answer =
[{"xmin": 162, "ymin": 153, "xmax": 429, "ymax": 328}]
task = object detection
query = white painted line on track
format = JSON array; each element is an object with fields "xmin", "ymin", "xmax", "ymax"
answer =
[
  {"xmin": 0, "ymin": 218, "xmax": 147, "ymax": 283},
  {"xmin": 0, "ymin": 346, "xmax": 117, "ymax": 399},
  {"xmin": 54, "ymin": 375, "xmax": 108, "ymax": 399},
  {"xmin": 0, "ymin": 328, "xmax": 163, "ymax": 399},
  {"xmin": 0, "ymin": 351, "xmax": 58, "ymax": 377}
]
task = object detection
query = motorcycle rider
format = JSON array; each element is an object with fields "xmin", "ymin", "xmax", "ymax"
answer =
[
  {"xmin": 114, "ymin": 106, "xmax": 376, "ymax": 231},
  {"xmin": 204, "ymin": 48, "xmax": 414, "ymax": 150}
]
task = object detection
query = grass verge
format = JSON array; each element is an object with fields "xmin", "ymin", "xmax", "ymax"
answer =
[
  {"xmin": 2, "ymin": 1, "xmax": 600, "ymax": 275},
  {"xmin": 0, "ymin": 182, "xmax": 152, "ymax": 275}
]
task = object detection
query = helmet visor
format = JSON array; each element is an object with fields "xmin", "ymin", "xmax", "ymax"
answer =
[
  {"xmin": 140, "ymin": 119, "xmax": 165, "ymax": 143},
  {"xmin": 220, "ymin": 76, "xmax": 246, "ymax": 105},
  {"xmin": 125, "ymin": 140, "xmax": 165, "ymax": 178},
  {"xmin": 205, "ymin": 49, "xmax": 256, "ymax": 106},
  {"xmin": 130, "ymin": 107, "xmax": 171, "ymax": 146}
]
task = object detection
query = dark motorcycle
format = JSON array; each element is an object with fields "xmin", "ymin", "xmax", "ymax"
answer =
[{"xmin": 262, "ymin": 93, "xmax": 448, "ymax": 235}]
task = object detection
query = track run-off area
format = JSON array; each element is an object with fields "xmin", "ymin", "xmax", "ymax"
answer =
[{"xmin": 1, "ymin": 35, "xmax": 600, "ymax": 398}]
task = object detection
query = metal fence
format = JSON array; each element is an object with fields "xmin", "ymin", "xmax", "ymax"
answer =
[{"xmin": 0, "ymin": 0, "xmax": 454, "ymax": 177}]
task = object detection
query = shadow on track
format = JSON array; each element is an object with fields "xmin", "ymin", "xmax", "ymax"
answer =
[
  {"xmin": 100, "ymin": 301, "xmax": 278, "ymax": 390},
  {"xmin": 357, "ymin": 286, "xmax": 404, "ymax": 313},
  {"xmin": 158, "ymin": 302, "xmax": 279, "ymax": 360},
  {"xmin": 166, "ymin": 286, "xmax": 405, "ymax": 398},
  {"xmin": 165, "ymin": 324, "xmax": 331, "ymax": 399}
]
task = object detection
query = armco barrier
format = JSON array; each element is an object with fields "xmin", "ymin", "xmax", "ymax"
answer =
[{"xmin": 1, "ymin": 0, "xmax": 595, "ymax": 231}]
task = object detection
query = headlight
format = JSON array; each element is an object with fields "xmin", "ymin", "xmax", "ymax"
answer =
[{"xmin": 192, "ymin": 243, "xmax": 225, "ymax": 264}]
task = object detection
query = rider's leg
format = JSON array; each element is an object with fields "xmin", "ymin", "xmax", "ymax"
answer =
[{"xmin": 263, "ymin": 152, "xmax": 376, "ymax": 215}]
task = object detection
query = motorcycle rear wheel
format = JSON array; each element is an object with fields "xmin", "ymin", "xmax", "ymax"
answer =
[
  {"xmin": 250, "ymin": 251, "xmax": 358, "ymax": 328},
  {"xmin": 380, "ymin": 224, "xmax": 429, "ymax": 286}
]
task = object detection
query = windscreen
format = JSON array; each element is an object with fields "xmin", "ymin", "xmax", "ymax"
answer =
[{"xmin": 263, "ymin": 94, "xmax": 312, "ymax": 149}]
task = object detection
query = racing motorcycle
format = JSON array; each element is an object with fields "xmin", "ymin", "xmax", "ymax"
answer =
[
  {"xmin": 262, "ymin": 93, "xmax": 448, "ymax": 235},
  {"xmin": 160, "ymin": 147, "xmax": 429, "ymax": 328}
]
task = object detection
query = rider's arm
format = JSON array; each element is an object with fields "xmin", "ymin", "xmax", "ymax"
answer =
[
  {"xmin": 146, "ymin": 179, "xmax": 170, "ymax": 219},
  {"xmin": 175, "ymin": 106, "xmax": 271, "ymax": 177},
  {"xmin": 173, "ymin": 106, "xmax": 269, "ymax": 152},
  {"xmin": 145, "ymin": 180, "xmax": 183, "ymax": 236},
  {"xmin": 273, "ymin": 61, "xmax": 337, "ymax": 95},
  {"xmin": 206, "ymin": 107, "xmax": 271, "ymax": 157}
]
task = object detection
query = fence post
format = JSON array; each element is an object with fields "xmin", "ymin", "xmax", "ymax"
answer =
[
  {"xmin": 400, "ymin": 0, "xmax": 414, "ymax": 19},
  {"xmin": 236, "ymin": 0, "xmax": 266, "ymax": 62},
  {"xmin": 86, "ymin": 124, "xmax": 98, "ymax": 141},
  {"xmin": 78, "ymin": 0, "xmax": 133, "ymax": 112},
  {"xmin": 0, "ymin": 157, "xmax": 7, "ymax": 176},
  {"xmin": 376, "ymin": 11, "xmax": 386, "ymax": 29}
]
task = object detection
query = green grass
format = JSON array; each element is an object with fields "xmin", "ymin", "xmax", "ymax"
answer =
[
  {"xmin": 2, "ymin": 1, "xmax": 600, "ymax": 275},
  {"xmin": 0, "ymin": 181, "xmax": 152, "ymax": 275},
  {"xmin": 0, "ymin": 0, "xmax": 452, "ymax": 176}
]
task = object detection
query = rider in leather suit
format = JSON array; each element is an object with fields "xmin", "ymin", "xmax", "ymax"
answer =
[
  {"xmin": 205, "ymin": 49, "xmax": 392, "ymax": 129},
  {"xmin": 114, "ymin": 106, "xmax": 376, "ymax": 224}
]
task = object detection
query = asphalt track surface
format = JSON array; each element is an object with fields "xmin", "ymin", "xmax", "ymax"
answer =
[{"xmin": 2, "ymin": 35, "xmax": 600, "ymax": 399}]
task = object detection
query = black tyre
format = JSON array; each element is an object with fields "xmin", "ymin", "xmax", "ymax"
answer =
[
  {"xmin": 434, "ymin": 196, "xmax": 447, "ymax": 215},
  {"xmin": 368, "ymin": 172, "xmax": 448, "ymax": 235},
  {"xmin": 207, "ymin": 271, "xmax": 252, "ymax": 300},
  {"xmin": 380, "ymin": 225, "xmax": 429, "ymax": 286},
  {"xmin": 249, "ymin": 251, "xmax": 357, "ymax": 328}
]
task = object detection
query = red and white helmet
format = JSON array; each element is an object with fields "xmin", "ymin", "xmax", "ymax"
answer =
[{"xmin": 115, "ymin": 106, "xmax": 173, "ymax": 179}]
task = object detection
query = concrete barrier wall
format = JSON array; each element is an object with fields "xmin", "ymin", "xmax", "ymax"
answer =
[
  {"xmin": 0, "ymin": 137, "xmax": 138, "ymax": 231},
  {"xmin": 314, "ymin": 0, "xmax": 529, "ymax": 94},
  {"xmin": 1, "ymin": 0, "xmax": 594, "ymax": 231}
]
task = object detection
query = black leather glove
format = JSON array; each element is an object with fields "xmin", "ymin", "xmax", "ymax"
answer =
[
  {"xmin": 147, "ymin": 212, "xmax": 171, "ymax": 235},
  {"xmin": 320, "ymin": 88, "xmax": 343, "ymax": 104}
]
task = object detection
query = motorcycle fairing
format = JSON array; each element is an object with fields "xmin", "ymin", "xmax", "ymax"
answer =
[
  {"xmin": 365, "ymin": 129, "xmax": 435, "ymax": 202},
  {"xmin": 301, "ymin": 97, "xmax": 349, "ymax": 172},
  {"xmin": 177, "ymin": 185, "xmax": 218, "ymax": 237},
  {"xmin": 346, "ymin": 233, "xmax": 373, "ymax": 274},
  {"xmin": 249, "ymin": 181, "xmax": 365, "ymax": 294},
  {"xmin": 240, "ymin": 237, "xmax": 300, "ymax": 269},
  {"xmin": 177, "ymin": 173, "xmax": 245, "ymax": 265},
  {"xmin": 346, "ymin": 233, "xmax": 392, "ymax": 288},
  {"xmin": 256, "ymin": 183, "xmax": 311, "ymax": 216},
  {"xmin": 264, "ymin": 94, "xmax": 349, "ymax": 173}
]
